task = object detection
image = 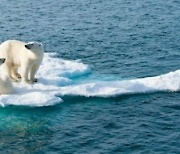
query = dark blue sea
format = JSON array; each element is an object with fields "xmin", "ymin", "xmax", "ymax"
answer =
[{"xmin": 0, "ymin": 0, "xmax": 180, "ymax": 153}]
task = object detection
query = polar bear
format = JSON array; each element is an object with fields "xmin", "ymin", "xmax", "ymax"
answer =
[
  {"xmin": 0, "ymin": 58, "xmax": 13, "ymax": 94},
  {"xmin": 0, "ymin": 40, "xmax": 44, "ymax": 84}
]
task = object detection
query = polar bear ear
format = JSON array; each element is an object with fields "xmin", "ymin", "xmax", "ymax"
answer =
[{"xmin": 25, "ymin": 44, "xmax": 31, "ymax": 50}]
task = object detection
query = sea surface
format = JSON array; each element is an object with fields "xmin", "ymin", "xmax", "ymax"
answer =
[{"xmin": 0, "ymin": 0, "xmax": 180, "ymax": 153}]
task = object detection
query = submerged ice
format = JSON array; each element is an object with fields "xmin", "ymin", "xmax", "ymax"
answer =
[{"xmin": 0, "ymin": 53, "xmax": 180, "ymax": 107}]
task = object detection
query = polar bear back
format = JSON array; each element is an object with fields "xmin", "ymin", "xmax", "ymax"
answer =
[
  {"xmin": 0, "ymin": 40, "xmax": 43, "ymax": 66},
  {"xmin": 0, "ymin": 40, "xmax": 26, "ymax": 65}
]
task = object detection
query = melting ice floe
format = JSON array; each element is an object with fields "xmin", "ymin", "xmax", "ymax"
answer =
[
  {"xmin": 0, "ymin": 53, "xmax": 91, "ymax": 107},
  {"xmin": 0, "ymin": 53, "xmax": 180, "ymax": 107},
  {"xmin": 59, "ymin": 71, "xmax": 180, "ymax": 97}
]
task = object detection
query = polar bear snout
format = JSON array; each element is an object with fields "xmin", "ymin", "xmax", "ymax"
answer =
[
  {"xmin": 25, "ymin": 44, "xmax": 31, "ymax": 50},
  {"xmin": 0, "ymin": 58, "xmax": 6, "ymax": 64}
]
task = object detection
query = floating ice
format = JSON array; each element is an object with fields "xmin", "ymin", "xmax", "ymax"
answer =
[
  {"xmin": 0, "ymin": 53, "xmax": 91, "ymax": 107},
  {"xmin": 0, "ymin": 52, "xmax": 180, "ymax": 107},
  {"xmin": 59, "ymin": 70, "xmax": 180, "ymax": 97}
]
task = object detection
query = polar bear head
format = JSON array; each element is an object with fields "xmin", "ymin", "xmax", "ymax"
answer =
[
  {"xmin": 25, "ymin": 42, "xmax": 43, "ymax": 53},
  {"xmin": 0, "ymin": 58, "xmax": 6, "ymax": 65}
]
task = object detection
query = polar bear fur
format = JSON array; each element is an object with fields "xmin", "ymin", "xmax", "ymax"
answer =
[
  {"xmin": 0, "ymin": 58, "xmax": 13, "ymax": 94},
  {"xmin": 0, "ymin": 40, "xmax": 44, "ymax": 84}
]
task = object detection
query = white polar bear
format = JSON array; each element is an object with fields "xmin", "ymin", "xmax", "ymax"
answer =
[
  {"xmin": 0, "ymin": 40, "xmax": 44, "ymax": 84},
  {"xmin": 0, "ymin": 58, "xmax": 13, "ymax": 94}
]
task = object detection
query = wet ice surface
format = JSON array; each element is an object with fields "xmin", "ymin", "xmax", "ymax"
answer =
[{"xmin": 1, "ymin": 53, "xmax": 180, "ymax": 107}]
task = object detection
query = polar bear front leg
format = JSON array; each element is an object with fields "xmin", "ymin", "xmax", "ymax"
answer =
[
  {"xmin": 29, "ymin": 64, "xmax": 40, "ymax": 83},
  {"xmin": 21, "ymin": 65, "xmax": 30, "ymax": 84}
]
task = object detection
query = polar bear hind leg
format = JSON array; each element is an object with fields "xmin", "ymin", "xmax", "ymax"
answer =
[{"xmin": 11, "ymin": 66, "xmax": 21, "ymax": 82}]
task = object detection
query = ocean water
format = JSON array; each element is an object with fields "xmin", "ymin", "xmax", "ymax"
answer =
[{"xmin": 0, "ymin": 0, "xmax": 180, "ymax": 153}]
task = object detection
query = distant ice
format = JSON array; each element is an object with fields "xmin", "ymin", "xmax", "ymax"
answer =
[
  {"xmin": 59, "ymin": 70, "xmax": 180, "ymax": 97},
  {"xmin": 0, "ymin": 53, "xmax": 180, "ymax": 107}
]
